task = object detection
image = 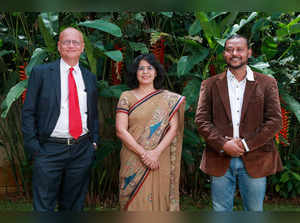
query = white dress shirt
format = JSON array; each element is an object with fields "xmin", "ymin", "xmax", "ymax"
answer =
[
  {"xmin": 51, "ymin": 59, "xmax": 88, "ymax": 138},
  {"xmin": 227, "ymin": 65, "xmax": 254, "ymax": 152}
]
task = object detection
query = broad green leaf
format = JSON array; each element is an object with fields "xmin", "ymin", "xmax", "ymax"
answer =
[
  {"xmin": 280, "ymin": 90, "xmax": 300, "ymax": 123},
  {"xmin": 228, "ymin": 12, "xmax": 258, "ymax": 36},
  {"xmin": 78, "ymin": 20, "xmax": 122, "ymax": 37},
  {"xmin": 208, "ymin": 12, "xmax": 228, "ymax": 21},
  {"xmin": 178, "ymin": 37, "xmax": 203, "ymax": 50},
  {"xmin": 215, "ymin": 38, "xmax": 227, "ymax": 47},
  {"xmin": 279, "ymin": 56, "xmax": 294, "ymax": 65},
  {"xmin": 38, "ymin": 13, "xmax": 57, "ymax": 53},
  {"xmin": 251, "ymin": 18, "xmax": 269, "ymax": 35},
  {"xmin": 25, "ymin": 48, "xmax": 48, "ymax": 76},
  {"xmin": 0, "ymin": 39, "xmax": 2, "ymax": 47},
  {"xmin": 99, "ymin": 84, "xmax": 129, "ymax": 98},
  {"xmin": 287, "ymin": 15, "xmax": 300, "ymax": 27},
  {"xmin": 39, "ymin": 12, "xmax": 58, "ymax": 36},
  {"xmin": 0, "ymin": 50, "xmax": 14, "ymax": 57},
  {"xmin": 83, "ymin": 35, "xmax": 97, "ymax": 74},
  {"xmin": 182, "ymin": 78, "xmax": 201, "ymax": 111},
  {"xmin": 276, "ymin": 15, "xmax": 300, "ymax": 38},
  {"xmin": 291, "ymin": 172, "xmax": 300, "ymax": 181},
  {"xmin": 94, "ymin": 41, "xmax": 105, "ymax": 51},
  {"xmin": 249, "ymin": 61, "xmax": 270, "ymax": 69},
  {"xmin": 104, "ymin": 50, "xmax": 123, "ymax": 62},
  {"xmin": 188, "ymin": 19, "xmax": 202, "ymax": 36},
  {"xmin": 160, "ymin": 12, "xmax": 173, "ymax": 18},
  {"xmin": 220, "ymin": 12, "xmax": 239, "ymax": 33},
  {"xmin": 177, "ymin": 49, "xmax": 209, "ymax": 77},
  {"xmin": 129, "ymin": 42, "xmax": 149, "ymax": 54},
  {"xmin": 277, "ymin": 23, "xmax": 300, "ymax": 38},
  {"xmin": 195, "ymin": 12, "xmax": 220, "ymax": 48},
  {"xmin": 177, "ymin": 56, "xmax": 189, "ymax": 76},
  {"xmin": 280, "ymin": 171, "xmax": 290, "ymax": 183},
  {"xmin": 1, "ymin": 79, "xmax": 28, "ymax": 118},
  {"xmin": 261, "ymin": 36, "xmax": 278, "ymax": 59},
  {"xmin": 134, "ymin": 13, "xmax": 145, "ymax": 22}
]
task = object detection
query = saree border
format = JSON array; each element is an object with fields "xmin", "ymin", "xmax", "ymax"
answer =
[
  {"xmin": 124, "ymin": 168, "xmax": 151, "ymax": 211},
  {"xmin": 128, "ymin": 89, "xmax": 163, "ymax": 115},
  {"xmin": 169, "ymin": 96, "xmax": 185, "ymax": 121},
  {"xmin": 116, "ymin": 107, "xmax": 129, "ymax": 114}
]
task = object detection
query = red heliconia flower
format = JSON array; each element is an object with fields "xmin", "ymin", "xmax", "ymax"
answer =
[
  {"xmin": 151, "ymin": 38, "xmax": 165, "ymax": 66},
  {"xmin": 111, "ymin": 44, "xmax": 124, "ymax": 85},
  {"xmin": 275, "ymin": 106, "xmax": 289, "ymax": 146},
  {"xmin": 19, "ymin": 63, "xmax": 27, "ymax": 103}
]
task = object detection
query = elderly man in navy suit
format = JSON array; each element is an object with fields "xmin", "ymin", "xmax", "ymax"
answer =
[{"xmin": 22, "ymin": 27, "xmax": 99, "ymax": 212}]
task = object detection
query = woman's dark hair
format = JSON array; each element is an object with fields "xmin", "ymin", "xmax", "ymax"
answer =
[{"xmin": 126, "ymin": 53, "xmax": 166, "ymax": 89}]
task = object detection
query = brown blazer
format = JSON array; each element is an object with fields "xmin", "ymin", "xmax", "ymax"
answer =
[{"xmin": 195, "ymin": 71, "xmax": 283, "ymax": 178}]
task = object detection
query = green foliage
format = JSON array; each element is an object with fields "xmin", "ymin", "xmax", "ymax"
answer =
[
  {"xmin": 129, "ymin": 42, "xmax": 149, "ymax": 54},
  {"xmin": 270, "ymin": 155, "xmax": 300, "ymax": 198},
  {"xmin": 78, "ymin": 19, "xmax": 122, "ymax": 37},
  {"xmin": 177, "ymin": 49, "xmax": 209, "ymax": 77},
  {"xmin": 25, "ymin": 48, "xmax": 48, "ymax": 76},
  {"xmin": 1, "ymin": 80, "xmax": 27, "ymax": 118},
  {"xmin": 0, "ymin": 50, "xmax": 14, "ymax": 57},
  {"xmin": 38, "ymin": 13, "xmax": 58, "ymax": 54},
  {"xmin": 182, "ymin": 78, "xmax": 201, "ymax": 111},
  {"xmin": 104, "ymin": 50, "xmax": 123, "ymax": 62}
]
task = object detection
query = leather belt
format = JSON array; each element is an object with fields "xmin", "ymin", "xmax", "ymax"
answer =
[{"xmin": 42, "ymin": 133, "xmax": 90, "ymax": 145}]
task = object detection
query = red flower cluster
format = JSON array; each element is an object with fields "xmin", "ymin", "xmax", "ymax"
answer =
[
  {"xmin": 19, "ymin": 63, "xmax": 27, "ymax": 103},
  {"xmin": 151, "ymin": 38, "xmax": 165, "ymax": 66},
  {"xmin": 275, "ymin": 107, "xmax": 289, "ymax": 146},
  {"xmin": 111, "ymin": 45, "xmax": 123, "ymax": 85}
]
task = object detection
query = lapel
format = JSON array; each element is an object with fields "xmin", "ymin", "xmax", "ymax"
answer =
[
  {"xmin": 79, "ymin": 64, "xmax": 90, "ymax": 110},
  {"xmin": 216, "ymin": 71, "xmax": 232, "ymax": 122},
  {"xmin": 240, "ymin": 74, "xmax": 257, "ymax": 123},
  {"xmin": 49, "ymin": 59, "xmax": 61, "ymax": 107}
]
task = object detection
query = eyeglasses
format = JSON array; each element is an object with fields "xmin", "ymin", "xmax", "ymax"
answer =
[
  {"xmin": 61, "ymin": 40, "xmax": 81, "ymax": 47},
  {"xmin": 137, "ymin": 66, "xmax": 154, "ymax": 72}
]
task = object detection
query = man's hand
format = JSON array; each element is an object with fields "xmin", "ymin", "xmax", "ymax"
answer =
[
  {"xmin": 223, "ymin": 139, "xmax": 245, "ymax": 157},
  {"xmin": 234, "ymin": 138, "xmax": 245, "ymax": 151}
]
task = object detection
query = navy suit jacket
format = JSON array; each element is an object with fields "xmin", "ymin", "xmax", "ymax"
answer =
[{"xmin": 22, "ymin": 59, "xmax": 99, "ymax": 155}]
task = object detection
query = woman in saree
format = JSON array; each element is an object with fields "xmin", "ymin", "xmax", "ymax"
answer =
[{"xmin": 116, "ymin": 54, "xmax": 185, "ymax": 211}]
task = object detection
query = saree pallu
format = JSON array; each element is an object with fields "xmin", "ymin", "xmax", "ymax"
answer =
[{"xmin": 116, "ymin": 89, "xmax": 185, "ymax": 211}]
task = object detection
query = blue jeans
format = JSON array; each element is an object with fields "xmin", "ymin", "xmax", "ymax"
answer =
[{"xmin": 211, "ymin": 157, "xmax": 266, "ymax": 211}]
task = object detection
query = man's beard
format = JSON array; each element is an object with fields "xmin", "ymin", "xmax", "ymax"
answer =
[{"xmin": 227, "ymin": 59, "xmax": 248, "ymax": 70}]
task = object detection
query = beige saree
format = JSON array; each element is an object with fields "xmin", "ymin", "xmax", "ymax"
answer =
[{"xmin": 116, "ymin": 89, "xmax": 185, "ymax": 211}]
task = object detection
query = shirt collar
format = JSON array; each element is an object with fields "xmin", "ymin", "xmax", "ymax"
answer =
[
  {"xmin": 226, "ymin": 65, "xmax": 255, "ymax": 82},
  {"xmin": 60, "ymin": 58, "xmax": 80, "ymax": 74}
]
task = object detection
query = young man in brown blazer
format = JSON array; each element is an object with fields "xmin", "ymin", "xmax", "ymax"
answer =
[{"xmin": 195, "ymin": 34, "xmax": 283, "ymax": 211}]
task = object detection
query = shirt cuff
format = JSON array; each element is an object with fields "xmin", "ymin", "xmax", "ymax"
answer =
[
  {"xmin": 241, "ymin": 139, "xmax": 250, "ymax": 152},
  {"xmin": 92, "ymin": 142, "xmax": 97, "ymax": 149}
]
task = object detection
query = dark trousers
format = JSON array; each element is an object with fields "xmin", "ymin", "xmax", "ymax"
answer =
[{"xmin": 32, "ymin": 137, "xmax": 95, "ymax": 212}]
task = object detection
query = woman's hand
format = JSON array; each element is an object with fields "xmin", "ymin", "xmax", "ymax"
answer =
[{"xmin": 141, "ymin": 150, "xmax": 160, "ymax": 170}]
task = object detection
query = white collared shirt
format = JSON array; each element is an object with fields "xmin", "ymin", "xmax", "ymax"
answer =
[
  {"xmin": 227, "ymin": 65, "xmax": 254, "ymax": 152},
  {"xmin": 50, "ymin": 59, "xmax": 88, "ymax": 138}
]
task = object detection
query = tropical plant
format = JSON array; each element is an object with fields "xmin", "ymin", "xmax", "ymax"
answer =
[{"xmin": 0, "ymin": 12, "xmax": 300, "ymax": 205}]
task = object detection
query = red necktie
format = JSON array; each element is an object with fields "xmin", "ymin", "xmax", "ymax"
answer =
[{"xmin": 68, "ymin": 67, "xmax": 82, "ymax": 139}]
